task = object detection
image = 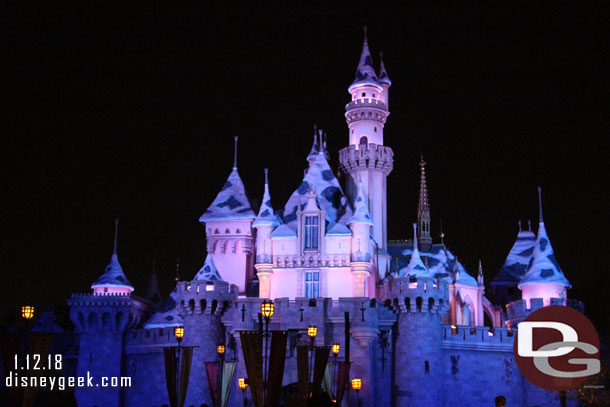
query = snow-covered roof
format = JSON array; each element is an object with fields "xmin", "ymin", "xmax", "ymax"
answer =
[
  {"xmin": 518, "ymin": 222, "xmax": 571, "ymax": 288},
  {"xmin": 347, "ymin": 179, "xmax": 373, "ymax": 226},
  {"xmin": 193, "ymin": 253, "xmax": 223, "ymax": 282},
  {"xmin": 253, "ymin": 169, "xmax": 280, "ymax": 228},
  {"xmin": 398, "ymin": 225, "xmax": 432, "ymax": 279},
  {"xmin": 199, "ymin": 168, "xmax": 255, "ymax": 223},
  {"xmin": 270, "ymin": 223, "xmax": 297, "ymax": 239},
  {"xmin": 378, "ymin": 53, "xmax": 391, "ymax": 86},
  {"xmin": 492, "ymin": 228, "xmax": 536, "ymax": 287},
  {"xmin": 327, "ymin": 222, "xmax": 352, "ymax": 236},
  {"xmin": 91, "ymin": 253, "xmax": 134, "ymax": 291},
  {"xmin": 307, "ymin": 133, "xmax": 320, "ymax": 162},
  {"xmin": 348, "ymin": 29, "xmax": 382, "ymax": 92},
  {"xmin": 144, "ymin": 289, "xmax": 183, "ymax": 329},
  {"xmin": 282, "ymin": 152, "xmax": 352, "ymax": 230},
  {"xmin": 389, "ymin": 242, "xmax": 476, "ymax": 285}
]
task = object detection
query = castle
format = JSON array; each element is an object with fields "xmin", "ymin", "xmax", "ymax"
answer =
[{"xmin": 63, "ymin": 31, "xmax": 578, "ymax": 407}]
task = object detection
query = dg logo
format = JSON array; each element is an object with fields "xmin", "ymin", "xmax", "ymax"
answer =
[{"xmin": 514, "ymin": 305, "xmax": 600, "ymax": 391}]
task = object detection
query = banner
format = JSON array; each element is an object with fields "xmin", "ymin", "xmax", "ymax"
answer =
[
  {"xmin": 335, "ymin": 362, "xmax": 351, "ymax": 405},
  {"xmin": 296, "ymin": 346, "xmax": 309, "ymax": 402},
  {"xmin": 266, "ymin": 331, "xmax": 288, "ymax": 407},
  {"xmin": 221, "ymin": 361, "xmax": 236, "ymax": 407},
  {"xmin": 178, "ymin": 347, "xmax": 193, "ymax": 407},
  {"xmin": 322, "ymin": 363, "xmax": 333, "ymax": 400},
  {"xmin": 163, "ymin": 347, "xmax": 178, "ymax": 407},
  {"xmin": 240, "ymin": 331, "xmax": 263, "ymax": 407},
  {"xmin": 311, "ymin": 346, "xmax": 330, "ymax": 398},
  {"xmin": 205, "ymin": 362, "xmax": 219, "ymax": 407}
]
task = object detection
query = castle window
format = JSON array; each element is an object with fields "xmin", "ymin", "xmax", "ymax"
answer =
[
  {"xmin": 373, "ymin": 93, "xmax": 376, "ymax": 98},
  {"xmin": 225, "ymin": 228, "xmax": 230, "ymax": 234},
  {"xmin": 362, "ymin": 92, "xmax": 366, "ymax": 97},
  {"xmin": 236, "ymin": 229, "xmax": 241, "ymax": 234},
  {"xmin": 359, "ymin": 136, "xmax": 368, "ymax": 146},
  {"xmin": 304, "ymin": 216, "xmax": 319, "ymax": 249},
  {"xmin": 305, "ymin": 271, "xmax": 319, "ymax": 298},
  {"xmin": 215, "ymin": 229, "xmax": 220, "ymax": 234},
  {"xmin": 374, "ymin": 127, "xmax": 377, "ymax": 132}
]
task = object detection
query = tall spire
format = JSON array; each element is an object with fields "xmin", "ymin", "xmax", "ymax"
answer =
[
  {"xmin": 113, "ymin": 218, "xmax": 119, "ymax": 254},
  {"xmin": 378, "ymin": 51, "xmax": 392, "ymax": 86},
  {"xmin": 307, "ymin": 125, "xmax": 320, "ymax": 163},
  {"xmin": 233, "ymin": 136, "xmax": 238, "ymax": 170},
  {"xmin": 477, "ymin": 260, "xmax": 484, "ymax": 286},
  {"xmin": 175, "ymin": 257, "xmax": 180, "ymax": 285},
  {"xmin": 145, "ymin": 259, "xmax": 162, "ymax": 307},
  {"xmin": 349, "ymin": 26, "xmax": 381, "ymax": 92},
  {"xmin": 537, "ymin": 186, "xmax": 544, "ymax": 222},
  {"xmin": 417, "ymin": 154, "xmax": 432, "ymax": 252},
  {"xmin": 253, "ymin": 168, "xmax": 280, "ymax": 228}
]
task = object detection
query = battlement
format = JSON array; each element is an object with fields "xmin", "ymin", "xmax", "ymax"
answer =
[
  {"xmin": 345, "ymin": 98, "xmax": 389, "ymax": 125},
  {"xmin": 338, "ymin": 143, "xmax": 394, "ymax": 175},
  {"xmin": 441, "ymin": 325, "xmax": 513, "ymax": 351},
  {"xmin": 175, "ymin": 280, "xmax": 238, "ymax": 316},
  {"xmin": 68, "ymin": 293, "xmax": 150, "ymax": 333},
  {"xmin": 68, "ymin": 292, "xmax": 133, "ymax": 307},
  {"xmin": 506, "ymin": 297, "xmax": 567, "ymax": 320},
  {"xmin": 381, "ymin": 277, "xmax": 449, "ymax": 315},
  {"xmin": 125, "ymin": 327, "xmax": 178, "ymax": 353},
  {"xmin": 271, "ymin": 254, "xmax": 351, "ymax": 268}
]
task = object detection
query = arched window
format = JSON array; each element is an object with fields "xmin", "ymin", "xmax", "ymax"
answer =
[
  {"xmin": 225, "ymin": 228, "xmax": 230, "ymax": 234},
  {"xmin": 214, "ymin": 229, "xmax": 220, "ymax": 234},
  {"xmin": 359, "ymin": 136, "xmax": 368, "ymax": 146},
  {"xmin": 236, "ymin": 228, "xmax": 241, "ymax": 234}
]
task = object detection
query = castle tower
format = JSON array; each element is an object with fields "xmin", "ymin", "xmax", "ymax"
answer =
[
  {"xmin": 385, "ymin": 224, "xmax": 449, "ymax": 406},
  {"xmin": 253, "ymin": 168, "xmax": 279, "ymax": 298},
  {"xmin": 69, "ymin": 220, "xmax": 148, "ymax": 407},
  {"xmin": 417, "ymin": 155, "xmax": 433, "ymax": 252},
  {"xmin": 347, "ymin": 176, "xmax": 374, "ymax": 296},
  {"xmin": 518, "ymin": 187, "xmax": 571, "ymax": 306},
  {"xmin": 199, "ymin": 137, "xmax": 256, "ymax": 293},
  {"xmin": 339, "ymin": 28, "xmax": 394, "ymax": 252}
]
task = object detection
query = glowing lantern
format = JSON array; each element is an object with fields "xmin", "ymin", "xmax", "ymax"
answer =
[
  {"xmin": 238, "ymin": 378, "xmax": 248, "ymax": 390},
  {"xmin": 21, "ymin": 306, "xmax": 35, "ymax": 320},
  {"xmin": 307, "ymin": 325, "xmax": 317, "ymax": 338},
  {"xmin": 351, "ymin": 378, "xmax": 362, "ymax": 391},
  {"xmin": 261, "ymin": 300, "xmax": 274, "ymax": 319}
]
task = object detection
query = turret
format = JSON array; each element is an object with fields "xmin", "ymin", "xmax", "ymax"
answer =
[
  {"xmin": 518, "ymin": 187, "xmax": 571, "ymax": 306},
  {"xmin": 253, "ymin": 168, "xmax": 279, "ymax": 298},
  {"xmin": 91, "ymin": 219, "xmax": 134, "ymax": 295},
  {"xmin": 347, "ymin": 177, "xmax": 374, "ymax": 296},
  {"xmin": 199, "ymin": 137, "xmax": 255, "ymax": 293}
]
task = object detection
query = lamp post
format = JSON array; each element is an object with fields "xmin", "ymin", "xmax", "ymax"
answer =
[
  {"xmin": 351, "ymin": 378, "xmax": 362, "ymax": 407},
  {"xmin": 261, "ymin": 300, "xmax": 274, "ymax": 407},
  {"xmin": 217, "ymin": 344, "xmax": 225, "ymax": 407},
  {"xmin": 238, "ymin": 378, "xmax": 248, "ymax": 407},
  {"xmin": 331, "ymin": 343, "xmax": 340, "ymax": 399},
  {"xmin": 174, "ymin": 326, "xmax": 184, "ymax": 406},
  {"xmin": 307, "ymin": 325, "xmax": 317, "ymax": 396},
  {"xmin": 21, "ymin": 305, "xmax": 35, "ymax": 354}
]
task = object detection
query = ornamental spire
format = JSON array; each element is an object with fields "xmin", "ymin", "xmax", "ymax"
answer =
[
  {"xmin": 233, "ymin": 136, "xmax": 238, "ymax": 170},
  {"xmin": 378, "ymin": 51, "xmax": 391, "ymax": 86},
  {"xmin": 349, "ymin": 26, "xmax": 380, "ymax": 92},
  {"xmin": 538, "ymin": 186, "xmax": 544, "ymax": 223},
  {"xmin": 417, "ymin": 154, "xmax": 432, "ymax": 252},
  {"xmin": 113, "ymin": 218, "xmax": 119, "ymax": 254}
]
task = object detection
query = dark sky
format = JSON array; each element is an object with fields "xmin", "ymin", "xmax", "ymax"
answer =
[{"xmin": 3, "ymin": 3, "xmax": 609, "ymax": 332}]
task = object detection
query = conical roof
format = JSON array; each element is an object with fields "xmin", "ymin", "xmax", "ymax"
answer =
[
  {"xmin": 193, "ymin": 253, "xmax": 224, "ymax": 281},
  {"xmin": 347, "ymin": 178, "xmax": 373, "ymax": 226},
  {"xmin": 399, "ymin": 224, "xmax": 432, "ymax": 279},
  {"xmin": 519, "ymin": 188, "xmax": 571, "ymax": 289},
  {"xmin": 143, "ymin": 289, "xmax": 183, "ymax": 329},
  {"xmin": 199, "ymin": 168, "xmax": 255, "ymax": 222},
  {"xmin": 91, "ymin": 253, "xmax": 134, "ymax": 291},
  {"xmin": 492, "ymin": 223, "xmax": 536, "ymax": 286},
  {"xmin": 145, "ymin": 261, "xmax": 162, "ymax": 306},
  {"xmin": 378, "ymin": 52, "xmax": 392, "ymax": 86},
  {"xmin": 348, "ymin": 28, "xmax": 382, "ymax": 92},
  {"xmin": 253, "ymin": 169, "xmax": 280, "ymax": 228}
]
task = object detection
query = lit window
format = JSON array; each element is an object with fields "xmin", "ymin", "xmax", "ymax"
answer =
[
  {"xmin": 304, "ymin": 216, "xmax": 319, "ymax": 249},
  {"xmin": 305, "ymin": 271, "xmax": 320, "ymax": 298}
]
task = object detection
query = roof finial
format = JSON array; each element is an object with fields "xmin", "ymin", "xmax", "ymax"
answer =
[
  {"xmin": 264, "ymin": 168, "xmax": 269, "ymax": 185},
  {"xmin": 418, "ymin": 153, "xmax": 432, "ymax": 251},
  {"xmin": 318, "ymin": 129, "xmax": 323, "ymax": 153},
  {"xmin": 412, "ymin": 223, "xmax": 418, "ymax": 252},
  {"xmin": 528, "ymin": 219, "xmax": 532, "ymax": 231},
  {"xmin": 175, "ymin": 257, "xmax": 180, "ymax": 284},
  {"xmin": 518, "ymin": 220, "xmax": 522, "ymax": 232},
  {"xmin": 537, "ymin": 186, "xmax": 544, "ymax": 222},
  {"xmin": 113, "ymin": 218, "xmax": 119, "ymax": 254},
  {"xmin": 233, "ymin": 136, "xmax": 238, "ymax": 169},
  {"xmin": 439, "ymin": 219, "xmax": 445, "ymax": 245},
  {"xmin": 363, "ymin": 26, "xmax": 368, "ymax": 43},
  {"xmin": 477, "ymin": 259, "xmax": 484, "ymax": 285}
]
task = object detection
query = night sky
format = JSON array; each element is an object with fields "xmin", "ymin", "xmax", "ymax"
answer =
[{"xmin": 3, "ymin": 4, "xmax": 609, "ymax": 333}]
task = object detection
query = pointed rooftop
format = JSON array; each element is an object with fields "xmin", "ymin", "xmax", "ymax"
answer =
[
  {"xmin": 91, "ymin": 219, "xmax": 134, "ymax": 293},
  {"xmin": 282, "ymin": 150, "xmax": 352, "ymax": 229},
  {"xmin": 199, "ymin": 138, "xmax": 255, "ymax": 223},
  {"xmin": 378, "ymin": 51, "xmax": 392, "ymax": 86},
  {"xmin": 477, "ymin": 260, "xmax": 484, "ymax": 286},
  {"xmin": 194, "ymin": 253, "xmax": 223, "ymax": 281},
  {"xmin": 143, "ymin": 289, "xmax": 183, "ymax": 329},
  {"xmin": 348, "ymin": 27, "xmax": 382, "ymax": 92},
  {"xmin": 492, "ymin": 220, "xmax": 536, "ymax": 287},
  {"xmin": 453, "ymin": 256, "xmax": 478, "ymax": 287},
  {"xmin": 307, "ymin": 126, "xmax": 320, "ymax": 162},
  {"xmin": 347, "ymin": 177, "xmax": 373, "ymax": 226},
  {"xmin": 253, "ymin": 169, "xmax": 280, "ymax": 228},
  {"xmin": 519, "ymin": 187, "xmax": 571, "ymax": 289},
  {"xmin": 399, "ymin": 224, "xmax": 432, "ymax": 279},
  {"xmin": 145, "ymin": 259, "xmax": 162, "ymax": 307}
]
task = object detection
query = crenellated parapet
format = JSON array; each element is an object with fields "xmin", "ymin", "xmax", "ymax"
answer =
[
  {"xmin": 175, "ymin": 280, "xmax": 238, "ymax": 317},
  {"xmin": 441, "ymin": 325, "xmax": 513, "ymax": 351},
  {"xmin": 68, "ymin": 293, "xmax": 151, "ymax": 334},
  {"xmin": 381, "ymin": 277, "xmax": 450, "ymax": 315},
  {"xmin": 345, "ymin": 98, "xmax": 389, "ymax": 125},
  {"xmin": 338, "ymin": 143, "xmax": 394, "ymax": 176},
  {"xmin": 505, "ymin": 297, "xmax": 585, "ymax": 332}
]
